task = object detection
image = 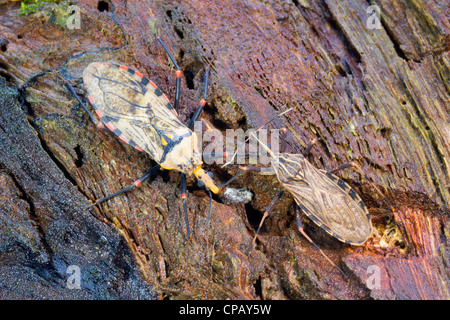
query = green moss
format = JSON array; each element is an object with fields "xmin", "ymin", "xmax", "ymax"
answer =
[
  {"xmin": 19, "ymin": 0, "xmax": 72, "ymax": 28},
  {"xmin": 20, "ymin": 0, "xmax": 58, "ymax": 15},
  {"xmin": 214, "ymin": 92, "xmax": 245, "ymax": 126}
]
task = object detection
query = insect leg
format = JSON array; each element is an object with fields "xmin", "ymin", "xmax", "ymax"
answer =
[
  {"xmin": 248, "ymin": 190, "xmax": 284, "ymax": 252},
  {"xmin": 239, "ymin": 165, "xmax": 277, "ymax": 175},
  {"xmin": 303, "ymin": 138, "xmax": 319, "ymax": 157},
  {"xmin": 157, "ymin": 37, "xmax": 182, "ymax": 112},
  {"xmin": 217, "ymin": 169, "xmax": 245, "ymax": 187},
  {"xmin": 187, "ymin": 68, "xmax": 209, "ymax": 130},
  {"xmin": 180, "ymin": 173, "xmax": 191, "ymax": 239},
  {"xmin": 203, "ymin": 146, "xmax": 260, "ymax": 162},
  {"xmin": 295, "ymin": 205, "xmax": 345, "ymax": 275},
  {"xmin": 86, "ymin": 165, "xmax": 160, "ymax": 210},
  {"xmin": 217, "ymin": 160, "xmax": 275, "ymax": 187},
  {"xmin": 202, "ymin": 151, "xmax": 229, "ymax": 160},
  {"xmin": 63, "ymin": 79, "xmax": 98, "ymax": 126}
]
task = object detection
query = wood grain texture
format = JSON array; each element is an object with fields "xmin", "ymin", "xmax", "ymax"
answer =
[{"xmin": 0, "ymin": 0, "xmax": 448, "ymax": 299}]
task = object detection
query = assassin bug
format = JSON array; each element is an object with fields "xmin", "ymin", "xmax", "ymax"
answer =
[{"xmin": 63, "ymin": 38, "xmax": 220, "ymax": 238}]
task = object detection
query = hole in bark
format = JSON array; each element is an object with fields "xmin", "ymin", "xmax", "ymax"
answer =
[
  {"xmin": 245, "ymin": 202, "xmax": 263, "ymax": 229},
  {"xmin": 380, "ymin": 19, "xmax": 408, "ymax": 61},
  {"xmin": 74, "ymin": 145, "xmax": 84, "ymax": 167},
  {"xmin": 159, "ymin": 169, "xmax": 171, "ymax": 183},
  {"xmin": 380, "ymin": 127, "xmax": 392, "ymax": 138},
  {"xmin": 166, "ymin": 10, "xmax": 173, "ymax": 20},
  {"xmin": 335, "ymin": 63, "xmax": 347, "ymax": 77},
  {"xmin": 17, "ymin": 34, "xmax": 23, "ymax": 39},
  {"xmin": 183, "ymin": 69, "xmax": 195, "ymax": 90},
  {"xmin": 174, "ymin": 26, "xmax": 184, "ymax": 39},
  {"xmin": 395, "ymin": 240, "xmax": 406, "ymax": 249},
  {"xmin": 0, "ymin": 70, "xmax": 14, "ymax": 86},
  {"xmin": 97, "ymin": 1, "xmax": 109, "ymax": 12},
  {"xmin": 0, "ymin": 36, "xmax": 9, "ymax": 52},
  {"xmin": 208, "ymin": 115, "xmax": 229, "ymax": 131},
  {"xmin": 254, "ymin": 276, "xmax": 263, "ymax": 298},
  {"xmin": 237, "ymin": 118, "xmax": 247, "ymax": 130}
]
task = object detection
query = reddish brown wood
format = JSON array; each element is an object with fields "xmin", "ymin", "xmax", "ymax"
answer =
[{"xmin": 0, "ymin": 0, "xmax": 448, "ymax": 299}]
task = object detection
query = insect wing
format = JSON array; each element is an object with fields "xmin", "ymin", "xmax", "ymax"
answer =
[
  {"xmin": 276, "ymin": 153, "xmax": 372, "ymax": 245},
  {"xmin": 83, "ymin": 62, "xmax": 191, "ymax": 164}
]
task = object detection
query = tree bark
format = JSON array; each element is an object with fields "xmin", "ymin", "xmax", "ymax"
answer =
[{"xmin": 0, "ymin": 0, "xmax": 448, "ymax": 299}]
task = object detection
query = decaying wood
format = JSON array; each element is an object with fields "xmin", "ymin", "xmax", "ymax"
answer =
[{"xmin": 0, "ymin": 0, "xmax": 448, "ymax": 299}]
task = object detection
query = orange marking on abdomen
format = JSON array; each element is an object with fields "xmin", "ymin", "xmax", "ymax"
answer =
[
  {"xmin": 105, "ymin": 122, "xmax": 115, "ymax": 132},
  {"xmin": 149, "ymin": 80, "xmax": 158, "ymax": 89},
  {"xmin": 118, "ymin": 135, "xmax": 129, "ymax": 144},
  {"xmin": 162, "ymin": 93, "xmax": 170, "ymax": 103},
  {"xmin": 95, "ymin": 109, "xmax": 103, "ymax": 118},
  {"xmin": 119, "ymin": 65, "xmax": 129, "ymax": 71},
  {"xmin": 135, "ymin": 71, "xmax": 144, "ymax": 78}
]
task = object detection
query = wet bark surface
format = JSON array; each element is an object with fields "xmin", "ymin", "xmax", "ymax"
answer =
[{"xmin": 0, "ymin": 0, "xmax": 449, "ymax": 299}]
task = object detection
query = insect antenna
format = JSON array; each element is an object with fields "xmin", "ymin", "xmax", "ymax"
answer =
[
  {"xmin": 222, "ymin": 107, "xmax": 293, "ymax": 168},
  {"xmin": 157, "ymin": 37, "xmax": 182, "ymax": 112},
  {"xmin": 60, "ymin": 75, "xmax": 99, "ymax": 126}
]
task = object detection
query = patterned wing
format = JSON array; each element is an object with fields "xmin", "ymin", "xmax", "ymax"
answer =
[
  {"xmin": 83, "ymin": 62, "xmax": 191, "ymax": 164},
  {"xmin": 275, "ymin": 153, "xmax": 372, "ymax": 245}
]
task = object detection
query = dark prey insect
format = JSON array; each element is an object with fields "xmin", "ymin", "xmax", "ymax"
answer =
[
  {"xmin": 64, "ymin": 38, "xmax": 220, "ymax": 238},
  {"xmin": 236, "ymin": 132, "xmax": 375, "ymax": 247}
]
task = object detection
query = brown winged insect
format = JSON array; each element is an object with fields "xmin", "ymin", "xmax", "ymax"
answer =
[
  {"xmin": 63, "ymin": 38, "xmax": 220, "ymax": 238},
  {"xmin": 253, "ymin": 149, "xmax": 373, "ymax": 246},
  {"xmin": 223, "ymin": 122, "xmax": 388, "ymax": 269}
]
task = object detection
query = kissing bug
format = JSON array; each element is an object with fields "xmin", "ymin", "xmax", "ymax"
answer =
[
  {"xmin": 224, "ymin": 127, "xmax": 383, "ymax": 272},
  {"xmin": 63, "ymin": 38, "xmax": 220, "ymax": 238},
  {"xmin": 222, "ymin": 115, "xmax": 386, "ymax": 255},
  {"xmin": 240, "ymin": 134, "xmax": 374, "ymax": 246}
]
